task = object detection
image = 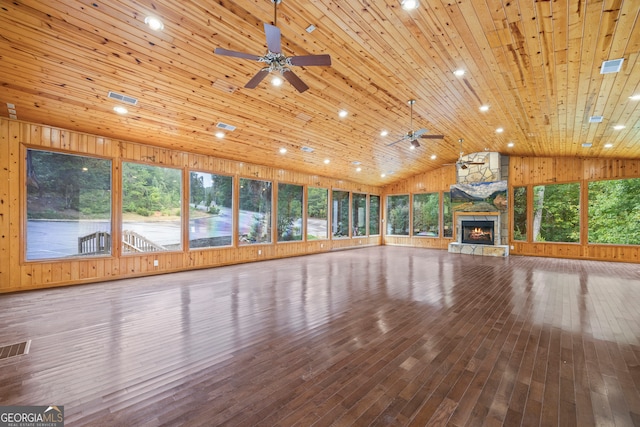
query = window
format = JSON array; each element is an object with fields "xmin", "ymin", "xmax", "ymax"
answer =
[
  {"xmin": 513, "ymin": 186, "xmax": 527, "ymax": 241},
  {"xmin": 307, "ymin": 187, "xmax": 328, "ymax": 240},
  {"xmin": 122, "ymin": 162, "xmax": 182, "ymax": 253},
  {"xmin": 369, "ymin": 195, "xmax": 380, "ymax": 235},
  {"xmin": 413, "ymin": 193, "xmax": 439, "ymax": 237},
  {"xmin": 443, "ymin": 192, "xmax": 453, "ymax": 238},
  {"xmin": 332, "ymin": 190, "xmax": 350, "ymax": 238},
  {"xmin": 26, "ymin": 149, "xmax": 112, "ymax": 260},
  {"xmin": 386, "ymin": 195, "xmax": 409, "ymax": 235},
  {"xmin": 588, "ymin": 178, "xmax": 640, "ymax": 244},
  {"xmin": 533, "ymin": 183, "xmax": 580, "ymax": 243},
  {"xmin": 352, "ymin": 193, "xmax": 367, "ymax": 236},
  {"xmin": 277, "ymin": 183, "xmax": 303, "ymax": 242},
  {"xmin": 188, "ymin": 172, "xmax": 233, "ymax": 248},
  {"xmin": 239, "ymin": 178, "xmax": 272, "ymax": 244}
]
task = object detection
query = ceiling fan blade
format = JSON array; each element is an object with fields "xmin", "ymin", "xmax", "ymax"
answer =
[
  {"xmin": 244, "ymin": 69, "xmax": 270, "ymax": 89},
  {"xmin": 386, "ymin": 135, "xmax": 408, "ymax": 147},
  {"xmin": 290, "ymin": 54, "xmax": 332, "ymax": 66},
  {"xmin": 214, "ymin": 47, "xmax": 261, "ymax": 61},
  {"xmin": 264, "ymin": 23, "xmax": 282, "ymax": 53},
  {"xmin": 282, "ymin": 70, "xmax": 309, "ymax": 92},
  {"xmin": 420, "ymin": 134, "xmax": 445, "ymax": 139},
  {"xmin": 413, "ymin": 128, "xmax": 428, "ymax": 137}
]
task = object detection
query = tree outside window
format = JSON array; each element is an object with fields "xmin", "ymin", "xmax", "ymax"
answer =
[
  {"xmin": 513, "ymin": 186, "xmax": 527, "ymax": 241},
  {"xmin": 239, "ymin": 178, "xmax": 272, "ymax": 245},
  {"xmin": 307, "ymin": 187, "xmax": 328, "ymax": 240},
  {"xmin": 413, "ymin": 193, "xmax": 439, "ymax": 237},
  {"xmin": 352, "ymin": 193, "xmax": 367, "ymax": 236},
  {"xmin": 386, "ymin": 195, "xmax": 409, "ymax": 236},
  {"xmin": 332, "ymin": 190, "xmax": 350, "ymax": 238},
  {"xmin": 277, "ymin": 183, "xmax": 303, "ymax": 242},
  {"xmin": 369, "ymin": 195, "xmax": 380, "ymax": 235},
  {"xmin": 588, "ymin": 178, "xmax": 640, "ymax": 244},
  {"xmin": 532, "ymin": 183, "xmax": 580, "ymax": 243}
]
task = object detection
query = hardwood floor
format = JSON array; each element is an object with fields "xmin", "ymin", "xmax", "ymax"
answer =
[{"xmin": 1, "ymin": 246, "xmax": 640, "ymax": 426}]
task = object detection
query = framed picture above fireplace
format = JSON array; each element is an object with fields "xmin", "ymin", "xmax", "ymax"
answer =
[{"xmin": 450, "ymin": 180, "xmax": 507, "ymax": 212}]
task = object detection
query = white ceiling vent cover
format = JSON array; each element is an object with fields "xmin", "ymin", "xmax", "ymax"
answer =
[
  {"xmin": 301, "ymin": 146, "xmax": 314, "ymax": 153},
  {"xmin": 108, "ymin": 91, "xmax": 138, "ymax": 105},
  {"xmin": 589, "ymin": 116, "xmax": 604, "ymax": 123},
  {"xmin": 216, "ymin": 122, "xmax": 236, "ymax": 131},
  {"xmin": 600, "ymin": 58, "xmax": 624, "ymax": 74}
]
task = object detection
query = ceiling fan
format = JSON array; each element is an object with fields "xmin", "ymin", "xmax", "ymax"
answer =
[
  {"xmin": 386, "ymin": 100, "xmax": 444, "ymax": 148},
  {"xmin": 446, "ymin": 138, "xmax": 487, "ymax": 169},
  {"xmin": 213, "ymin": 0, "xmax": 331, "ymax": 93}
]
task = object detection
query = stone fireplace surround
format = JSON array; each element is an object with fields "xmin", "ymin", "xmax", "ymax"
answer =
[{"xmin": 448, "ymin": 212, "xmax": 510, "ymax": 257}]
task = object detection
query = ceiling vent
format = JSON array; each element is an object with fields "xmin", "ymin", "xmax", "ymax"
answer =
[
  {"xmin": 600, "ymin": 58, "xmax": 624, "ymax": 74},
  {"xmin": 301, "ymin": 146, "xmax": 314, "ymax": 153},
  {"xmin": 582, "ymin": 142, "xmax": 593, "ymax": 148},
  {"xmin": 589, "ymin": 115, "xmax": 604, "ymax": 123},
  {"xmin": 107, "ymin": 91, "xmax": 138, "ymax": 105},
  {"xmin": 216, "ymin": 122, "xmax": 236, "ymax": 131}
]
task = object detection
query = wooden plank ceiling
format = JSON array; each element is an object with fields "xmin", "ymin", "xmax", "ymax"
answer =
[{"xmin": 0, "ymin": 0, "xmax": 638, "ymax": 186}]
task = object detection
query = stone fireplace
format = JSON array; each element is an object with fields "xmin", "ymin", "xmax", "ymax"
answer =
[{"xmin": 448, "ymin": 213, "xmax": 509, "ymax": 257}]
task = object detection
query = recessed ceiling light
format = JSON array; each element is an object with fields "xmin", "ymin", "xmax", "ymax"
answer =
[
  {"xmin": 430, "ymin": 154, "xmax": 436, "ymax": 160},
  {"xmin": 272, "ymin": 76, "xmax": 283, "ymax": 86},
  {"xmin": 604, "ymin": 143, "xmax": 613, "ymax": 148},
  {"xmin": 356, "ymin": 167, "xmax": 362, "ymax": 172},
  {"xmin": 479, "ymin": 105, "xmax": 489, "ymax": 112},
  {"xmin": 507, "ymin": 142, "xmax": 514, "ymax": 147},
  {"xmin": 215, "ymin": 131, "xmax": 225, "ymax": 138},
  {"xmin": 381, "ymin": 173, "xmax": 386, "ymax": 178},
  {"xmin": 338, "ymin": 110, "xmax": 348, "ymax": 118},
  {"xmin": 496, "ymin": 127, "xmax": 504, "ymax": 133},
  {"xmin": 453, "ymin": 69, "xmax": 465, "ymax": 77},
  {"xmin": 113, "ymin": 106, "xmax": 128, "ymax": 114},
  {"xmin": 144, "ymin": 16, "xmax": 164, "ymax": 31},
  {"xmin": 613, "ymin": 124, "xmax": 626, "ymax": 130},
  {"xmin": 279, "ymin": 147, "xmax": 287, "ymax": 154},
  {"xmin": 323, "ymin": 159, "xmax": 330, "ymax": 164},
  {"xmin": 401, "ymin": 0, "xmax": 418, "ymax": 10},
  {"xmin": 380, "ymin": 130, "xmax": 388, "ymax": 137},
  {"xmin": 629, "ymin": 94, "xmax": 640, "ymax": 101}
]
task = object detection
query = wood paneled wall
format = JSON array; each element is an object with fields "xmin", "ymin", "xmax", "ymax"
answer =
[{"xmin": 0, "ymin": 118, "xmax": 381, "ymax": 293}]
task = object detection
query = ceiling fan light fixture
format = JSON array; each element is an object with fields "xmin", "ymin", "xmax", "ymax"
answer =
[
  {"xmin": 411, "ymin": 139, "xmax": 420, "ymax": 148},
  {"xmin": 401, "ymin": 0, "xmax": 419, "ymax": 10},
  {"xmin": 272, "ymin": 76, "xmax": 283, "ymax": 86}
]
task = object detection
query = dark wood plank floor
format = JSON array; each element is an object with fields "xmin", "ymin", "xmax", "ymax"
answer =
[{"xmin": 1, "ymin": 247, "xmax": 640, "ymax": 426}]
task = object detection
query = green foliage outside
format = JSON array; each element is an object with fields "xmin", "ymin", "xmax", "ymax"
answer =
[
  {"xmin": 122, "ymin": 162, "xmax": 181, "ymax": 217},
  {"xmin": 369, "ymin": 195, "xmax": 380, "ymax": 235},
  {"xmin": 308, "ymin": 187, "xmax": 328, "ymax": 219},
  {"xmin": 332, "ymin": 190, "xmax": 350, "ymax": 237},
  {"xmin": 413, "ymin": 193, "xmax": 439, "ymax": 236},
  {"xmin": 190, "ymin": 172, "xmax": 232, "ymax": 214},
  {"xmin": 533, "ymin": 183, "xmax": 580, "ymax": 242},
  {"xmin": 442, "ymin": 192, "xmax": 453, "ymax": 237},
  {"xmin": 239, "ymin": 178, "xmax": 272, "ymax": 244},
  {"xmin": 352, "ymin": 193, "xmax": 367, "ymax": 236},
  {"xmin": 513, "ymin": 186, "xmax": 527, "ymax": 240},
  {"xmin": 277, "ymin": 183, "xmax": 303, "ymax": 241},
  {"xmin": 588, "ymin": 178, "xmax": 640, "ymax": 244},
  {"xmin": 387, "ymin": 195, "xmax": 409, "ymax": 235},
  {"xmin": 27, "ymin": 149, "xmax": 112, "ymax": 219}
]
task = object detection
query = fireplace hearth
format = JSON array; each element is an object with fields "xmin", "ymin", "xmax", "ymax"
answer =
[{"xmin": 461, "ymin": 220, "xmax": 494, "ymax": 245}]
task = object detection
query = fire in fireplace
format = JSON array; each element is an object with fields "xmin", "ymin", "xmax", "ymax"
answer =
[{"xmin": 461, "ymin": 220, "xmax": 494, "ymax": 245}]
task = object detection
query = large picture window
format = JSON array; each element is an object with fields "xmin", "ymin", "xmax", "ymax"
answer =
[
  {"xmin": 26, "ymin": 149, "xmax": 112, "ymax": 260},
  {"xmin": 443, "ymin": 192, "xmax": 453, "ymax": 238},
  {"xmin": 386, "ymin": 195, "xmax": 409, "ymax": 236},
  {"xmin": 413, "ymin": 193, "xmax": 439, "ymax": 237},
  {"xmin": 332, "ymin": 190, "xmax": 350, "ymax": 238},
  {"xmin": 122, "ymin": 162, "xmax": 182, "ymax": 253},
  {"xmin": 352, "ymin": 193, "xmax": 367, "ymax": 236},
  {"xmin": 188, "ymin": 172, "xmax": 233, "ymax": 248},
  {"xmin": 513, "ymin": 186, "xmax": 527, "ymax": 241},
  {"xmin": 277, "ymin": 183, "xmax": 303, "ymax": 242},
  {"xmin": 307, "ymin": 187, "xmax": 328, "ymax": 240},
  {"xmin": 533, "ymin": 183, "xmax": 580, "ymax": 243},
  {"xmin": 369, "ymin": 195, "xmax": 380, "ymax": 235},
  {"xmin": 588, "ymin": 178, "xmax": 640, "ymax": 244},
  {"xmin": 239, "ymin": 178, "xmax": 272, "ymax": 244}
]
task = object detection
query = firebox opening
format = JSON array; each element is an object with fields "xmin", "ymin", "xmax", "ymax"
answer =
[{"xmin": 461, "ymin": 220, "xmax": 494, "ymax": 245}]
